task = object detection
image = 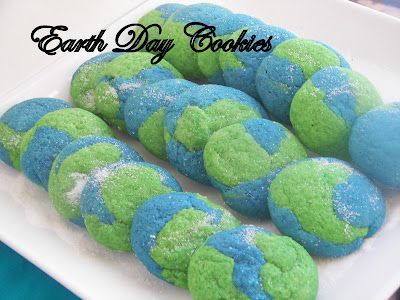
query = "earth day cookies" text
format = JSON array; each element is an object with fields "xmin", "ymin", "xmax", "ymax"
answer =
[{"xmin": 30, "ymin": 23, "xmax": 274, "ymax": 64}]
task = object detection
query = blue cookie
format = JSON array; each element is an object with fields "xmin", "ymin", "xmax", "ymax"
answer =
[{"xmin": 349, "ymin": 102, "xmax": 400, "ymax": 189}]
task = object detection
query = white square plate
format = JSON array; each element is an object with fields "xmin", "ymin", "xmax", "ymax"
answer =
[{"xmin": 1, "ymin": 0, "xmax": 400, "ymax": 299}]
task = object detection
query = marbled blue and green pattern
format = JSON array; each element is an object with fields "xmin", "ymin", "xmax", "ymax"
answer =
[
  {"xmin": 219, "ymin": 24, "xmax": 295, "ymax": 98},
  {"xmin": 267, "ymin": 157, "xmax": 386, "ymax": 257},
  {"xmin": 19, "ymin": 108, "xmax": 113, "ymax": 189},
  {"xmin": 131, "ymin": 192, "xmax": 240, "ymax": 288},
  {"xmin": 0, "ymin": 98, "xmax": 71, "ymax": 169},
  {"xmin": 80, "ymin": 162, "xmax": 181, "ymax": 251},
  {"xmin": 48, "ymin": 136, "xmax": 142, "ymax": 226},
  {"xmin": 124, "ymin": 79, "xmax": 196, "ymax": 160},
  {"xmin": 197, "ymin": 14, "xmax": 264, "ymax": 84},
  {"xmin": 71, "ymin": 52, "xmax": 182, "ymax": 131},
  {"xmin": 162, "ymin": 3, "xmax": 232, "ymax": 79},
  {"xmin": 256, "ymin": 38, "xmax": 350, "ymax": 123},
  {"xmin": 204, "ymin": 118, "xmax": 307, "ymax": 218},
  {"xmin": 188, "ymin": 225, "xmax": 318, "ymax": 300},
  {"xmin": 164, "ymin": 84, "xmax": 268, "ymax": 184},
  {"xmin": 290, "ymin": 67, "xmax": 382, "ymax": 159}
]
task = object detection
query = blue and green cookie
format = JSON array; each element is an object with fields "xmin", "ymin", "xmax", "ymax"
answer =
[
  {"xmin": 48, "ymin": 136, "xmax": 143, "ymax": 226},
  {"xmin": 188, "ymin": 225, "xmax": 318, "ymax": 300},
  {"xmin": 349, "ymin": 102, "xmax": 400, "ymax": 189},
  {"xmin": 162, "ymin": 3, "xmax": 232, "ymax": 79},
  {"xmin": 256, "ymin": 38, "xmax": 350, "ymax": 123},
  {"xmin": 0, "ymin": 98, "xmax": 71, "ymax": 169},
  {"xmin": 219, "ymin": 24, "xmax": 295, "ymax": 98},
  {"xmin": 197, "ymin": 13, "xmax": 264, "ymax": 84},
  {"xmin": 204, "ymin": 118, "xmax": 307, "ymax": 219},
  {"xmin": 124, "ymin": 79, "xmax": 196, "ymax": 160},
  {"xmin": 19, "ymin": 108, "xmax": 113, "ymax": 189},
  {"xmin": 71, "ymin": 52, "xmax": 182, "ymax": 130},
  {"xmin": 80, "ymin": 162, "xmax": 181, "ymax": 251},
  {"xmin": 290, "ymin": 67, "xmax": 382, "ymax": 159},
  {"xmin": 267, "ymin": 158, "xmax": 386, "ymax": 257},
  {"xmin": 131, "ymin": 192, "xmax": 240, "ymax": 288},
  {"xmin": 164, "ymin": 84, "xmax": 268, "ymax": 184}
]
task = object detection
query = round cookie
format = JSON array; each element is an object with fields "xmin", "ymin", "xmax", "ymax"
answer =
[
  {"xmin": 164, "ymin": 84, "xmax": 268, "ymax": 184},
  {"xmin": 71, "ymin": 52, "xmax": 182, "ymax": 130},
  {"xmin": 80, "ymin": 162, "xmax": 181, "ymax": 251},
  {"xmin": 256, "ymin": 38, "xmax": 350, "ymax": 123},
  {"xmin": 197, "ymin": 14, "xmax": 264, "ymax": 84},
  {"xmin": 0, "ymin": 98, "xmax": 71, "ymax": 170},
  {"xmin": 290, "ymin": 67, "xmax": 382, "ymax": 159},
  {"xmin": 124, "ymin": 79, "xmax": 196, "ymax": 160},
  {"xmin": 267, "ymin": 157, "xmax": 386, "ymax": 257},
  {"xmin": 188, "ymin": 225, "xmax": 318, "ymax": 300},
  {"xmin": 131, "ymin": 192, "xmax": 240, "ymax": 288},
  {"xmin": 349, "ymin": 102, "xmax": 400, "ymax": 189},
  {"xmin": 20, "ymin": 108, "xmax": 113, "ymax": 189},
  {"xmin": 162, "ymin": 3, "xmax": 232, "ymax": 80},
  {"xmin": 219, "ymin": 24, "xmax": 295, "ymax": 98},
  {"xmin": 204, "ymin": 118, "xmax": 307, "ymax": 219},
  {"xmin": 48, "ymin": 136, "xmax": 143, "ymax": 226}
]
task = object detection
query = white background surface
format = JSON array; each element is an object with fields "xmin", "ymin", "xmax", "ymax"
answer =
[
  {"xmin": 0, "ymin": 0, "xmax": 144, "ymax": 96},
  {"xmin": 0, "ymin": 0, "xmax": 400, "ymax": 299}
]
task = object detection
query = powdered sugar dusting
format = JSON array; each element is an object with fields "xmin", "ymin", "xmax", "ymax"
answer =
[
  {"xmin": 333, "ymin": 197, "xmax": 360, "ymax": 224},
  {"xmin": 83, "ymin": 91, "xmax": 95, "ymax": 110},
  {"xmin": 66, "ymin": 173, "xmax": 89, "ymax": 206},
  {"xmin": 119, "ymin": 81, "xmax": 143, "ymax": 91},
  {"xmin": 241, "ymin": 226, "xmax": 259, "ymax": 245}
]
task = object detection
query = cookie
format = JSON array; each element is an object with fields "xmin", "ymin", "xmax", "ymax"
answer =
[
  {"xmin": 131, "ymin": 192, "xmax": 240, "ymax": 288},
  {"xmin": 219, "ymin": 24, "xmax": 295, "ymax": 98},
  {"xmin": 188, "ymin": 225, "xmax": 318, "ymax": 300},
  {"xmin": 124, "ymin": 79, "xmax": 196, "ymax": 159},
  {"xmin": 267, "ymin": 158, "xmax": 386, "ymax": 257},
  {"xmin": 197, "ymin": 14, "xmax": 264, "ymax": 84},
  {"xmin": 349, "ymin": 102, "xmax": 400, "ymax": 189},
  {"xmin": 71, "ymin": 52, "xmax": 182, "ymax": 130},
  {"xmin": 80, "ymin": 162, "xmax": 181, "ymax": 251},
  {"xmin": 19, "ymin": 108, "xmax": 113, "ymax": 189},
  {"xmin": 290, "ymin": 67, "xmax": 382, "ymax": 159},
  {"xmin": 48, "ymin": 136, "xmax": 143, "ymax": 226},
  {"xmin": 256, "ymin": 38, "xmax": 350, "ymax": 123},
  {"xmin": 164, "ymin": 84, "xmax": 267, "ymax": 184},
  {"xmin": 0, "ymin": 98, "xmax": 71, "ymax": 169},
  {"xmin": 162, "ymin": 3, "xmax": 231, "ymax": 80},
  {"xmin": 204, "ymin": 118, "xmax": 307, "ymax": 218}
]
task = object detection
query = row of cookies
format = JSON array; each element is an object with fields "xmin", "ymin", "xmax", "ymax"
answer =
[{"xmin": 0, "ymin": 99, "xmax": 318, "ymax": 299}]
